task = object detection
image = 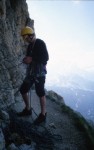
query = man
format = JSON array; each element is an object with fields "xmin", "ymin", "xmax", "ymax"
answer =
[{"xmin": 18, "ymin": 26, "xmax": 49, "ymax": 125}]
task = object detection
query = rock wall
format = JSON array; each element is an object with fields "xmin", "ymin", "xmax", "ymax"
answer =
[{"xmin": 0, "ymin": 0, "xmax": 33, "ymax": 108}]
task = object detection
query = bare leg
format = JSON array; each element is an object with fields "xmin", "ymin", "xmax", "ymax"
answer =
[
  {"xmin": 22, "ymin": 93, "xmax": 30, "ymax": 110},
  {"xmin": 34, "ymin": 95, "xmax": 46, "ymax": 124},
  {"xmin": 40, "ymin": 96, "xmax": 46, "ymax": 115}
]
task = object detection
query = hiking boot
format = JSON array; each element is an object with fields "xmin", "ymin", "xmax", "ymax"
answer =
[
  {"xmin": 17, "ymin": 108, "xmax": 32, "ymax": 117},
  {"xmin": 34, "ymin": 113, "xmax": 47, "ymax": 125}
]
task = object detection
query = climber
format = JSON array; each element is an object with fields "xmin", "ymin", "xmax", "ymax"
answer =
[{"xmin": 17, "ymin": 26, "xmax": 49, "ymax": 125}]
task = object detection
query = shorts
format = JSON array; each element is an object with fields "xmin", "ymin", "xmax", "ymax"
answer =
[{"xmin": 20, "ymin": 76, "xmax": 46, "ymax": 97}]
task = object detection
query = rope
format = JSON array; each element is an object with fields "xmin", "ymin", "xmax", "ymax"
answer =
[
  {"xmin": 1, "ymin": 91, "xmax": 62, "ymax": 150},
  {"xmin": 28, "ymin": 89, "xmax": 62, "ymax": 149},
  {"xmin": 29, "ymin": 88, "xmax": 32, "ymax": 111},
  {"xmin": 0, "ymin": 61, "xmax": 62, "ymax": 149},
  {"xmin": 2, "ymin": 88, "xmax": 62, "ymax": 150}
]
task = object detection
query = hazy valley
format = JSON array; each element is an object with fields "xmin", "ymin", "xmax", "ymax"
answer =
[{"xmin": 46, "ymin": 71, "xmax": 94, "ymax": 122}]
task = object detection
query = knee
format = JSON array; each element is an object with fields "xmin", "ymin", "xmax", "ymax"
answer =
[{"xmin": 36, "ymin": 89, "xmax": 45, "ymax": 97}]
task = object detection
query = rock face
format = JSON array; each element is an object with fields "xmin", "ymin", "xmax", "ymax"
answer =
[
  {"xmin": 0, "ymin": 128, "xmax": 5, "ymax": 150},
  {"xmin": 0, "ymin": 1, "xmax": 94, "ymax": 150},
  {"xmin": 46, "ymin": 90, "xmax": 65, "ymax": 105},
  {"xmin": 0, "ymin": 0, "xmax": 34, "ymax": 108}
]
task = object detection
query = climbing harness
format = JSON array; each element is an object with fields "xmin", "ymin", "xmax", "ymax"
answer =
[{"xmin": 1, "ymin": 56, "xmax": 62, "ymax": 149}]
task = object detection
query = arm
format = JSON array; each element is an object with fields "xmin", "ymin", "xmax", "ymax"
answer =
[{"xmin": 23, "ymin": 56, "xmax": 32, "ymax": 64}]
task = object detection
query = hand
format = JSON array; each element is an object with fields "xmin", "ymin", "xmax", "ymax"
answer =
[{"xmin": 23, "ymin": 56, "xmax": 32, "ymax": 64}]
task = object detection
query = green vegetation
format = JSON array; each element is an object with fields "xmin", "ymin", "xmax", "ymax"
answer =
[{"xmin": 61, "ymin": 104, "xmax": 94, "ymax": 149}]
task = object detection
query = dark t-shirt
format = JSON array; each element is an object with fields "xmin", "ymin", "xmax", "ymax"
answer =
[
  {"xmin": 27, "ymin": 39, "xmax": 49, "ymax": 64},
  {"xmin": 26, "ymin": 39, "xmax": 49, "ymax": 77}
]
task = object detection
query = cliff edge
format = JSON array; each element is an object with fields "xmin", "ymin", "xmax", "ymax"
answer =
[{"xmin": 0, "ymin": 0, "xmax": 94, "ymax": 150}]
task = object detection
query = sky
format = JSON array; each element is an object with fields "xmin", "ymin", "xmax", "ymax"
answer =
[{"xmin": 26, "ymin": 0, "xmax": 94, "ymax": 87}]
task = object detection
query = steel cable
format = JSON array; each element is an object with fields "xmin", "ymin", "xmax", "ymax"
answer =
[{"xmin": 0, "ymin": 61, "xmax": 62, "ymax": 149}]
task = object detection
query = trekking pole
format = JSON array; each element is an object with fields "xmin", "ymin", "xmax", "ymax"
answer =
[{"xmin": 29, "ymin": 88, "xmax": 32, "ymax": 110}]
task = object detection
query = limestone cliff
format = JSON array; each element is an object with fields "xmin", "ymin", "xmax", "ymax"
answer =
[
  {"xmin": 0, "ymin": 0, "xmax": 33, "ymax": 108},
  {"xmin": 0, "ymin": 1, "xmax": 94, "ymax": 150}
]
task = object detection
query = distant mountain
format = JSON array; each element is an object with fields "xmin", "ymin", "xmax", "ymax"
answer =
[
  {"xmin": 47, "ymin": 72, "xmax": 94, "ymax": 91},
  {"xmin": 46, "ymin": 73, "xmax": 94, "ymax": 122},
  {"xmin": 47, "ymin": 85, "xmax": 94, "ymax": 122}
]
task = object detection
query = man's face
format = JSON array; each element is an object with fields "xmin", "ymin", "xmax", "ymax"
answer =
[
  {"xmin": 22, "ymin": 34, "xmax": 34, "ymax": 43},
  {"xmin": 22, "ymin": 35, "xmax": 29, "ymax": 42}
]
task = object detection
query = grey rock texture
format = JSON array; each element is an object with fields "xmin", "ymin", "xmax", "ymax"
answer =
[
  {"xmin": 46, "ymin": 90, "xmax": 65, "ymax": 105},
  {"xmin": 0, "ymin": 128, "xmax": 5, "ymax": 150},
  {"xmin": 0, "ymin": 1, "xmax": 94, "ymax": 150},
  {"xmin": 9, "ymin": 90, "xmax": 94, "ymax": 150},
  {"xmin": 0, "ymin": 0, "xmax": 33, "ymax": 108}
]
